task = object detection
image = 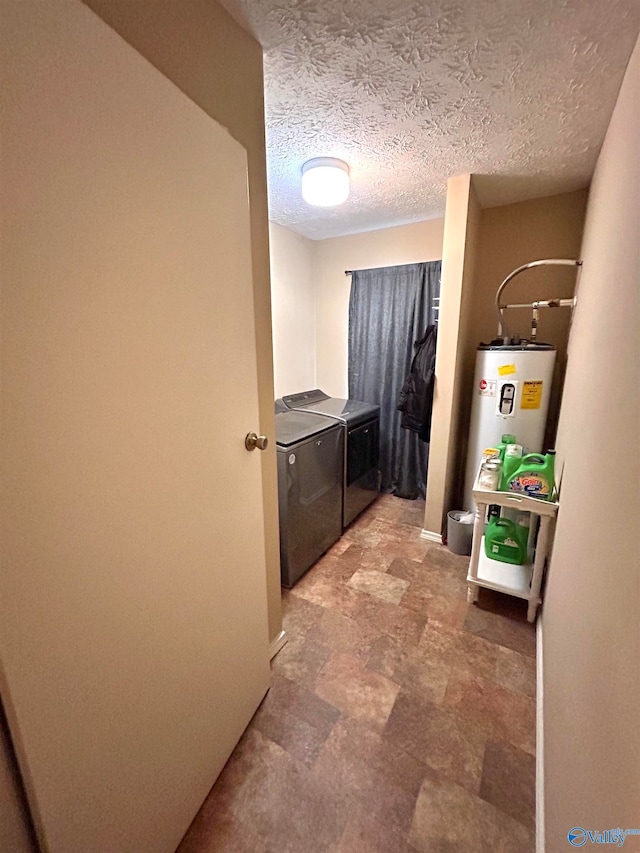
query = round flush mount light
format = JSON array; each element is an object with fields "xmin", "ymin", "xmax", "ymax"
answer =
[{"xmin": 301, "ymin": 157, "xmax": 350, "ymax": 207}]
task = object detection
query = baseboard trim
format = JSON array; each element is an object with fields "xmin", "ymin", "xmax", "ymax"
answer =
[
  {"xmin": 420, "ymin": 528, "xmax": 443, "ymax": 544},
  {"xmin": 269, "ymin": 629, "xmax": 287, "ymax": 660},
  {"xmin": 536, "ymin": 616, "xmax": 544, "ymax": 853}
]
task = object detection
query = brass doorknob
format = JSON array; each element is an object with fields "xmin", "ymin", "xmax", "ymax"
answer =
[{"xmin": 245, "ymin": 432, "xmax": 268, "ymax": 451}]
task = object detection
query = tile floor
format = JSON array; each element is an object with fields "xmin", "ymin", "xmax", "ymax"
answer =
[{"xmin": 178, "ymin": 494, "xmax": 537, "ymax": 852}]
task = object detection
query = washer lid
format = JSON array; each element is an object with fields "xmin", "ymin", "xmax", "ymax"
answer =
[
  {"xmin": 275, "ymin": 410, "xmax": 338, "ymax": 447},
  {"xmin": 282, "ymin": 389, "xmax": 379, "ymax": 424}
]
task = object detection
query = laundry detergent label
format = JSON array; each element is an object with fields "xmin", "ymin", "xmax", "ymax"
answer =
[
  {"xmin": 521, "ymin": 380, "xmax": 543, "ymax": 409},
  {"xmin": 509, "ymin": 474, "xmax": 551, "ymax": 499},
  {"xmin": 492, "ymin": 538, "xmax": 519, "ymax": 552}
]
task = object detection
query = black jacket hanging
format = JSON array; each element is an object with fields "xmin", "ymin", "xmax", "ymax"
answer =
[{"xmin": 397, "ymin": 324, "xmax": 437, "ymax": 442}]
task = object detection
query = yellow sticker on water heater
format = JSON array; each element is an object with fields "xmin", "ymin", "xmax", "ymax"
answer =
[
  {"xmin": 497, "ymin": 363, "xmax": 517, "ymax": 376},
  {"xmin": 521, "ymin": 380, "xmax": 543, "ymax": 409}
]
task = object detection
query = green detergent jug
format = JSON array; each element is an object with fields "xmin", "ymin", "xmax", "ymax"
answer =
[
  {"xmin": 484, "ymin": 517, "xmax": 528, "ymax": 565},
  {"xmin": 497, "ymin": 434, "xmax": 517, "ymax": 461},
  {"xmin": 508, "ymin": 451, "xmax": 556, "ymax": 501},
  {"xmin": 501, "ymin": 443, "xmax": 524, "ymax": 490}
]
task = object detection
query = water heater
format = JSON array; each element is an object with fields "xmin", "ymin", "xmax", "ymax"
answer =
[{"xmin": 463, "ymin": 343, "xmax": 556, "ymax": 510}]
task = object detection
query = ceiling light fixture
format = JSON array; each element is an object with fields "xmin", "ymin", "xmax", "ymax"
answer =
[{"xmin": 301, "ymin": 157, "xmax": 350, "ymax": 207}]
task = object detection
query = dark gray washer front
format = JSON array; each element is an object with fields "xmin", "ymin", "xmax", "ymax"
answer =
[{"xmin": 275, "ymin": 410, "xmax": 344, "ymax": 588}]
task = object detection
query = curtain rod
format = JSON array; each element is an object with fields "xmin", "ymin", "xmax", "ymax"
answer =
[{"xmin": 344, "ymin": 260, "xmax": 431, "ymax": 276}]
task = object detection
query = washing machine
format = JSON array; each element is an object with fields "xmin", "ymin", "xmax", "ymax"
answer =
[
  {"xmin": 281, "ymin": 389, "xmax": 380, "ymax": 528},
  {"xmin": 275, "ymin": 404, "xmax": 344, "ymax": 587}
]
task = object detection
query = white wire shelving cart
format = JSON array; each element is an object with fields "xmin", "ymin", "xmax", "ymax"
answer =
[{"xmin": 467, "ymin": 472, "xmax": 559, "ymax": 622}]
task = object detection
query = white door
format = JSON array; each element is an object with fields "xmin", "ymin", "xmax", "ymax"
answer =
[{"xmin": 0, "ymin": 3, "xmax": 270, "ymax": 852}]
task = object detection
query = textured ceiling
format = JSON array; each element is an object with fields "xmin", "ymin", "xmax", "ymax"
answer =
[{"xmin": 220, "ymin": 0, "xmax": 639, "ymax": 240}]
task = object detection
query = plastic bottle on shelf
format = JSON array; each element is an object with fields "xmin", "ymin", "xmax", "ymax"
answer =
[
  {"xmin": 508, "ymin": 450, "xmax": 556, "ymax": 500},
  {"xmin": 484, "ymin": 517, "xmax": 528, "ymax": 564},
  {"xmin": 501, "ymin": 443, "xmax": 524, "ymax": 490},
  {"xmin": 497, "ymin": 434, "xmax": 517, "ymax": 462},
  {"xmin": 481, "ymin": 447, "xmax": 500, "ymax": 462}
]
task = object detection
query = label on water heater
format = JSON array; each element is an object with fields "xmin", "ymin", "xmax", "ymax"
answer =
[
  {"xmin": 478, "ymin": 378, "xmax": 496, "ymax": 397},
  {"xmin": 521, "ymin": 380, "xmax": 543, "ymax": 409},
  {"xmin": 497, "ymin": 363, "xmax": 517, "ymax": 376}
]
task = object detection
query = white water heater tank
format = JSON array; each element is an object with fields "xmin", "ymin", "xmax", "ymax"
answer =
[{"xmin": 463, "ymin": 344, "xmax": 556, "ymax": 510}]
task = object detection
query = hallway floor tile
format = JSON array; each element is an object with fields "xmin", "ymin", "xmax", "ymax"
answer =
[{"xmin": 178, "ymin": 494, "xmax": 536, "ymax": 852}]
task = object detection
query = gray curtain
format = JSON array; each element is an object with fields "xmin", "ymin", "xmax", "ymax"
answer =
[{"xmin": 348, "ymin": 261, "xmax": 441, "ymax": 499}]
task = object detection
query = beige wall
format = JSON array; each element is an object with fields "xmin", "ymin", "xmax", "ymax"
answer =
[
  {"xmin": 542, "ymin": 36, "xmax": 639, "ymax": 851},
  {"xmin": 313, "ymin": 219, "xmax": 445, "ymax": 397},
  {"xmin": 470, "ymin": 190, "xmax": 588, "ymax": 445},
  {"xmin": 84, "ymin": 0, "xmax": 282, "ymax": 642},
  {"xmin": 424, "ymin": 175, "xmax": 481, "ymax": 534},
  {"xmin": 269, "ymin": 223, "xmax": 316, "ymax": 397}
]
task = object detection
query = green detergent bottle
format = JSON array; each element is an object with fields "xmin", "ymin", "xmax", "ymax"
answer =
[
  {"xmin": 497, "ymin": 434, "xmax": 517, "ymax": 461},
  {"xmin": 508, "ymin": 450, "xmax": 556, "ymax": 501},
  {"xmin": 501, "ymin": 443, "xmax": 524, "ymax": 490},
  {"xmin": 484, "ymin": 517, "xmax": 528, "ymax": 565}
]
